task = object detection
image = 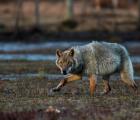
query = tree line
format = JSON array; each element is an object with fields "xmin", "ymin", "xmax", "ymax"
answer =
[{"xmin": 2, "ymin": 0, "xmax": 140, "ymax": 30}]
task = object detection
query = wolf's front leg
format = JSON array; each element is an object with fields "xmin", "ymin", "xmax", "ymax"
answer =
[
  {"xmin": 52, "ymin": 74, "xmax": 82, "ymax": 92},
  {"xmin": 88, "ymin": 74, "xmax": 97, "ymax": 96}
]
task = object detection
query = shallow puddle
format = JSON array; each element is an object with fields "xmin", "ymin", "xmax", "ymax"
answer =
[
  {"xmin": 0, "ymin": 54, "xmax": 139, "ymax": 63},
  {"xmin": 0, "ymin": 41, "xmax": 88, "ymax": 51},
  {"xmin": 0, "ymin": 41, "xmax": 139, "ymax": 62}
]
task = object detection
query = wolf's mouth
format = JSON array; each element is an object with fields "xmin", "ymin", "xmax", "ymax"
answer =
[{"xmin": 62, "ymin": 70, "xmax": 67, "ymax": 75}]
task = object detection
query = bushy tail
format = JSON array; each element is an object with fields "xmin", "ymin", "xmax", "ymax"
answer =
[{"xmin": 120, "ymin": 46, "xmax": 137, "ymax": 90}]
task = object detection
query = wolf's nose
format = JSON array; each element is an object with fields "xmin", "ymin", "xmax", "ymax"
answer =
[{"xmin": 63, "ymin": 70, "xmax": 67, "ymax": 75}]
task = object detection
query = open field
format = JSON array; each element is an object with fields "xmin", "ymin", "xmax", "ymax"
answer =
[
  {"xmin": 0, "ymin": 41, "xmax": 139, "ymax": 119},
  {"xmin": 0, "ymin": 0, "xmax": 139, "ymax": 119},
  {"xmin": 0, "ymin": 59, "xmax": 139, "ymax": 120},
  {"xmin": 0, "ymin": 75, "xmax": 140, "ymax": 120}
]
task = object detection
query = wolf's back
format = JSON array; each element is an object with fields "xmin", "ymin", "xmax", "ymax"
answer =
[
  {"xmin": 74, "ymin": 41, "xmax": 121, "ymax": 75},
  {"xmin": 74, "ymin": 41, "xmax": 134, "ymax": 77}
]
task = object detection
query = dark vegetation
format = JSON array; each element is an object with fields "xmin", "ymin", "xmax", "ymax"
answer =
[
  {"xmin": 0, "ymin": 0, "xmax": 140, "ymax": 41},
  {"xmin": 0, "ymin": 75, "xmax": 139, "ymax": 120},
  {"xmin": 0, "ymin": 60, "xmax": 140, "ymax": 75},
  {"xmin": 0, "ymin": 0, "xmax": 139, "ymax": 119},
  {"xmin": 0, "ymin": 60, "xmax": 139, "ymax": 120}
]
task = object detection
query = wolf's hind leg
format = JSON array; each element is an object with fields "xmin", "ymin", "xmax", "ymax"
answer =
[
  {"xmin": 120, "ymin": 70, "xmax": 137, "ymax": 91},
  {"xmin": 120, "ymin": 51, "xmax": 137, "ymax": 91},
  {"xmin": 88, "ymin": 74, "xmax": 97, "ymax": 96},
  {"xmin": 52, "ymin": 74, "xmax": 82, "ymax": 92},
  {"xmin": 102, "ymin": 75, "xmax": 111, "ymax": 95}
]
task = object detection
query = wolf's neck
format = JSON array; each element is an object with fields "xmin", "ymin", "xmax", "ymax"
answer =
[{"xmin": 73, "ymin": 46, "xmax": 83, "ymax": 67}]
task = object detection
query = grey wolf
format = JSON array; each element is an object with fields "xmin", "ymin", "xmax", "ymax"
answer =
[{"xmin": 52, "ymin": 41, "xmax": 137, "ymax": 95}]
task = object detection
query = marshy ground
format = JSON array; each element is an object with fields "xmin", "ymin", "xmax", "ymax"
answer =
[
  {"xmin": 0, "ymin": 60, "xmax": 139, "ymax": 120},
  {"xmin": 0, "ymin": 41, "xmax": 139, "ymax": 120}
]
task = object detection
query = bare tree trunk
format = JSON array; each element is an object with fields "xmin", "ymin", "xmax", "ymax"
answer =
[
  {"xmin": 15, "ymin": 0, "xmax": 23, "ymax": 32},
  {"xmin": 81, "ymin": 0, "xmax": 89, "ymax": 16},
  {"xmin": 112, "ymin": 0, "xmax": 118, "ymax": 9},
  {"xmin": 35, "ymin": 0, "xmax": 40, "ymax": 28},
  {"xmin": 66, "ymin": 0, "xmax": 74, "ymax": 20},
  {"xmin": 95, "ymin": 0, "xmax": 101, "ymax": 11},
  {"xmin": 112, "ymin": 0, "xmax": 118, "ymax": 32}
]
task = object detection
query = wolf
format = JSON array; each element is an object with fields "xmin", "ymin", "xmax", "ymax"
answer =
[{"xmin": 52, "ymin": 41, "xmax": 137, "ymax": 95}]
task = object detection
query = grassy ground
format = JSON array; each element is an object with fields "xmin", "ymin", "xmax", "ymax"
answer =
[
  {"xmin": 0, "ymin": 60, "xmax": 59, "ymax": 75},
  {"xmin": 0, "ymin": 60, "xmax": 139, "ymax": 120},
  {"xmin": 0, "ymin": 76, "xmax": 139, "ymax": 120}
]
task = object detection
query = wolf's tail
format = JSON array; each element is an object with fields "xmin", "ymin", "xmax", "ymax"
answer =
[{"xmin": 120, "ymin": 46, "xmax": 137, "ymax": 90}]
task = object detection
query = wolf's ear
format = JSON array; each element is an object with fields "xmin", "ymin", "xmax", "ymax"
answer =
[
  {"xmin": 69, "ymin": 48, "xmax": 74, "ymax": 57},
  {"xmin": 56, "ymin": 49, "xmax": 62, "ymax": 57}
]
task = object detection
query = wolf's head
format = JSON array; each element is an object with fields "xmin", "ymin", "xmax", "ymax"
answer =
[{"xmin": 56, "ymin": 48, "xmax": 75, "ymax": 75}]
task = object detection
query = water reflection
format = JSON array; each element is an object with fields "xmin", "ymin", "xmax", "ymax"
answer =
[
  {"xmin": 0, "ymin": 41, "xmax": 88, "ymax": 51},
  {"xmin": 0, "ymin": 54, "xmax": 139, "ymax": 63},
  {"xmin": 0, "ymin": 54, "xmax": 55, "ymax": 61}
]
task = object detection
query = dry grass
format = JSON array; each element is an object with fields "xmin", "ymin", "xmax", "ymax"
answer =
[
  {"xmin": 0, "ymin": 60, "xmax": 59, "ymax": 75},
  {"xmin": 0, "ymin": 59, "xmax": 139, "ymax": 119},
  {"xmin": 0, "ymin": 76, "xmax": 139, "ymax": 120}
]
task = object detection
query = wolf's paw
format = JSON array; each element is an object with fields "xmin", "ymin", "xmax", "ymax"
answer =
[
  {"xmin": 51, "ymin": 87, "xmax": 61, "ymax": 92},
  {"xmin": 48, "ymin": 88, "xmax": 59, "ymax": 96},
  {"xmin": 100, "ymin": 90, "xmax": 111, "ymax": 96},
  {"xmin": 100, "ymin": 92, "xmax": 108, "ymax": 96},
  {"xmin": 48, "ymin": 90, "xmax": 55, "ymax": 97}
]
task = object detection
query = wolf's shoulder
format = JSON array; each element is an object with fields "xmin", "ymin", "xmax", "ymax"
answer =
[
  {"xmin": 92, "ymin": 41, "xmax": 123, "ymax": 49},
  {"xmin": 72, "ymin": 41, "xmax": 123, "ymax": 52},
  {"xmin": 92, "ymin": 41, "xmax": 119, "ymax": 46}
]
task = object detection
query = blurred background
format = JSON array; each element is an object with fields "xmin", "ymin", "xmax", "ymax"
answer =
[
  {"xmin": 0, "ymin": 0, "xmax": 140, "ymax": 74},
  {"xmin": 0, "ymin": 0, "xmax": 140, "ymax": 62},
  {"xmin": 0, "ymin": 1, "xmax": 140, "ymax": 117},
  {"xmin": 0, "ymin": 0, "xmax": 140, "ymax": 41},
  {"xmin": 0, "ymin": 0, "xmax": 139, "ymax": 78}
]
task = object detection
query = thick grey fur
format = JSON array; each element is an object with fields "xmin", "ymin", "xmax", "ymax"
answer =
[{"xmin": 70, "ymin": 41, "xmax": 136, "ymax": 87}]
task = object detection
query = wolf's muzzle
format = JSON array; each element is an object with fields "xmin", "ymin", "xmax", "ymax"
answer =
[{"xmin": 62, "ymin": 70, "xmax": 67, "ymax": 75}]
